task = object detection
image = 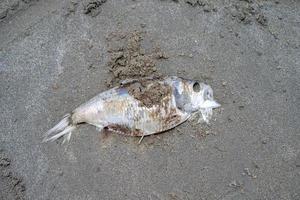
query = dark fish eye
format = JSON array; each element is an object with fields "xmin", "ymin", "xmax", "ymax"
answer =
[{"xmin": 193, "ymin": 82, "xmax": 200, "ymax": 92}]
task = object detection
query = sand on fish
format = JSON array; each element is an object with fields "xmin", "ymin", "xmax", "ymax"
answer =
[{"xmin": 122, "ymin": 78, "xmax": 173, "ymax": 108}]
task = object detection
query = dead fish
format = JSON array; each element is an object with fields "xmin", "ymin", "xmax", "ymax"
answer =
[{"xmin": 43, "ymin": 76, "xmax": 220, "ymax": 143}]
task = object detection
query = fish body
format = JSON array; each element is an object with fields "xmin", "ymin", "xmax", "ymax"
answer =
[{"xmin": 43, "ymin": 76, "xmax": 220, "ymax": 142}]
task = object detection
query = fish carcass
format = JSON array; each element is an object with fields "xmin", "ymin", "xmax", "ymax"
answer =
[{"xmin": 43, "ymin": 76, "xmax": 220, "ymax": 143}]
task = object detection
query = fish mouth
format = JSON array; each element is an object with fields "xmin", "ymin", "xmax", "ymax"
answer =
[
  {"xmin": 200, "ymin": 100, "xmax": 221, "ymax": 109},
  {"xmin": 200, "ymin": 83, "xmax": 220, "ymax": 109}
]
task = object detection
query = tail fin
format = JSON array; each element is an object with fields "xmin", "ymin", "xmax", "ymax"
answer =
[{"xmin": 43, "ymin": 114, "xmax": 76, "ymax": 143}]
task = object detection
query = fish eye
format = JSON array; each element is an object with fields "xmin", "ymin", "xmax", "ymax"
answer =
[{"xmin": 193, "ymin": 82, "xmax": 200, "ymax": 92}]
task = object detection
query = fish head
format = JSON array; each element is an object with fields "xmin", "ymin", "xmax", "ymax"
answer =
[{"xmin": 173, "ymin": 78, "xmax": 220, "ymax": 117}]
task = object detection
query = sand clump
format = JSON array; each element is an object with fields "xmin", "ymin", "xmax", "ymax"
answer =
[
  {"xmin": 83, "ymin": 0, "xmax": 107, "ymax": 17},
  {"xmin": 0, "ymin": 151, "xmax": 26, "ymax": 200},
  {"xmin": 105, "ymin": 30, "xmax": 170, "ymax": 108},
  {"xmin": 105, "ymin": 30, "xmax": 168, "ymax": 87},
  {"xmin": 230, "ymin": 0, "xmax": 268, "ymax": 26}
]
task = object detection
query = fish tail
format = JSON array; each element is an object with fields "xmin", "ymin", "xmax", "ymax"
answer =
[{"xmin": 42, "ymin": 113, "xmax": 76, "ymax": 143}]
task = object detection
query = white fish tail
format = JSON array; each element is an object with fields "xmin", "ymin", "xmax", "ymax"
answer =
[{"xmin": 43, "ymin": 114, "xmax": 76, "ymax": 143}]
